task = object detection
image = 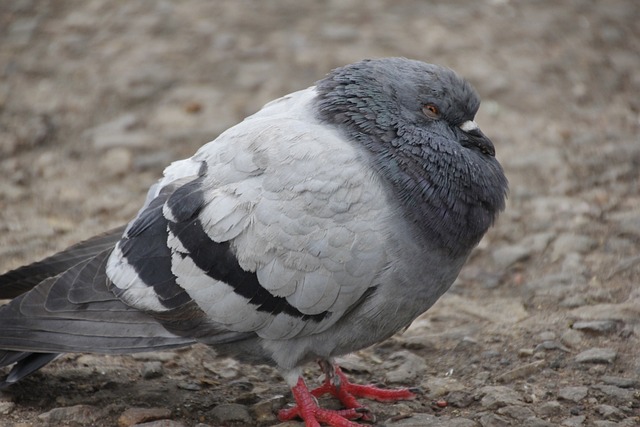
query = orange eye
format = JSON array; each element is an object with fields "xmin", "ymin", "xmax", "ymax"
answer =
[{"xmin": 422, "ymin": 104, "xmax": 440, "ymax": 119}]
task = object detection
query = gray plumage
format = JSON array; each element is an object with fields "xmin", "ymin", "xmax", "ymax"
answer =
[{"xmin": 0, "ymin": 58, "xmax": 507, "ymax": 398}]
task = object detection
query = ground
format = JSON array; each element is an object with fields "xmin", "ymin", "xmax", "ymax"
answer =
[{"xmin": 0, "ymin": 1, "xmax": 639, "ymax": 426}]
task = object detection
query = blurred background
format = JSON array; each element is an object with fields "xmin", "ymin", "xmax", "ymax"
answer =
[{"xmin": 0, "ymin": 1, "xmax": 639, "ymax": 426}]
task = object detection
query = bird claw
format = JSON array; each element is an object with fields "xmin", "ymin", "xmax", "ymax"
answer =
[
  {"xmin": 281, "ymin": 365, "xmax": 417, "ymax": 426},
  {"xmin": 278, "ymin": 377, "xmax": 365, "ymax": 427}
]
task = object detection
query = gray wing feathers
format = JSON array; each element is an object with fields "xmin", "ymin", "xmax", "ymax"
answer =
[
  {"xmin": 0, "ymin": 226, "xmax": 126, "ymax": 299},
  {"xmin": 0, "ymin": 248, "xmax": 194, "ymax": 354},
  {"xmin": 169, "ymin": 93, "xmax": 393, "ymax": 339}
]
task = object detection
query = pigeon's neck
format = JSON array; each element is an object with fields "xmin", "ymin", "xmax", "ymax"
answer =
[
  {"xmin": 369, "ymin": 140, "xmax": 506, "ymax": 258},
  {"xmin": 313, "ymin": 97, "xmax": 506, "ymax": 258}
]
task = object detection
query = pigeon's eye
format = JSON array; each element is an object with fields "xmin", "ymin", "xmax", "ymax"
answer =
[{"xmin": 422, "ymin": 104, "xmax": 441, "ymax": 120}]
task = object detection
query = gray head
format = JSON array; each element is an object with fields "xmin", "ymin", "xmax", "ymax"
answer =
[{"xmin": 315, "ymin": 57, "xmax": 508, "ymax": 256}]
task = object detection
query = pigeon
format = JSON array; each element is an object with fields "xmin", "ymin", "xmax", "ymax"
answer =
[{"xmin": 0, "ymin": 57, "xmax": 507, "ymax": 426}]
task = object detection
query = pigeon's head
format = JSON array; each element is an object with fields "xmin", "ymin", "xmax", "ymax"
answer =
[
  {"xmin": 315, "ymin": 57, "xmax": 494, "ymax": 157},
  {"xmin": 315, "ymin": 57, "xmax": 508, "ymax": 255}
]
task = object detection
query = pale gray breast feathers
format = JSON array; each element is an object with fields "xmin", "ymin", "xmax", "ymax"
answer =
[{"xmin": 109, "ymin": 88, "xmax": 397, "ymax": 341}]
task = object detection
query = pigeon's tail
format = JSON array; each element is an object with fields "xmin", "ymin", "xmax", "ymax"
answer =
[
  {"xmin": 0, "ymin": 229, "xmax": 195, "ymax": 388},
  {"xmin": 0, "ymin": 226, "xmax": 127, "ymax": 300}
]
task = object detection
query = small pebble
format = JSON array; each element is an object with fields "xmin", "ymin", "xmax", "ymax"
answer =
[
  {"xmin": 142, "ymin": 361, "xmax": 164, "ymax": 379},
  {"xmin": 572, "ymin": 320, "xmax": 618, "ymax": 334},
  {"xmin": 575, "ymin": 348, "xmax": 617, "ymax": 364},
  {"xmin": 595, "ymin": 404, "xmax": 625, "ymax": 420},
  {"xmin": 536, "ymin": 400, "xmax": 562, "ymax": 417},
  {"xmin": 252, "ymin": 395, "xmax": 287, "ymax": 422},
  {"xmin": 491, "ymin": 244, "xmax": 531, "ymax": 268},
  {"xmin": 132, "ymin": 421, "xmax": 186, "ymax": 427},
  {"xmin": 38, "ymin": 404, "xmax": 102, "ymax": 425},
  {"xmin": 387, "ymin": 413, "xmax": 476, "ymax": 426},
  {"xmin": 177, "ymin": 382, "xmax": 201, "ymax": 391},
  {"xmin": 446, "ymin": 390, "xmax": 475, "ymax": 408},
  {"xmin": 497, "ymin": 405, "xmax": 535, "ymax": 420},
  {"xmin": 560, "ymin": 329, "xmax": 583, "ymax": 348},
  {"xmin": 601, "ymin": 375, "xmax": 637, "ymax": 388},
  {"xmin": 0, "ymin": 401, "xmax": 15, "ymax": 415},
  {"xmin": 524, "ymin": 417, "xmax": 555, "ymax": 427},
  {"xmin": 479, "ymin": 385, "xmax": 523, "ymax": 409},
  {"xmin": 383, "ymin": 351, "xmax": 427, "ymax": 384},
  {"xmin": 208, "ymin": 403, "xmax": 252, "ymax": 424},
  {"xmin": 561, "ymin": 415, "xmax": 586, "ymax": 427},
  {"xmin": 558, "ymin": 386, "xmax": 588, "ymax": 402},
  {"xmin": 118, "ymin": 407, "xmax": 172, "ymax": 427},
  {"xmin": 130, "ymin": 352, "xmax": 178, "ymax": 362},
  {"xmin": 495, "ymin": 360, "xmax": 546, "ymax": 383},
  {"xmin": 592, "ymin": 384, "xmax": 635, "ymax": 401},
  {"xmin": 478, "ymin": 412, "xmax": 512, "ymax": 427}
]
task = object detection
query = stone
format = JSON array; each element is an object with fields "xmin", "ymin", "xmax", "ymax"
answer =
[
  {"xmin": 575, "ymin": 348, "xmax": 617, "ymax": 364},
  {"xmin": 560, "ymin": 329, "xmax": 583, "ymax": 348},
  {"xmin": 423, "ymin": 377, "xmax": 466, "ymax": 398},
  {"xmin": 132, "ymin": 421, "xmax": 186, "ymax": 427},
  {"xmin": 495, "ymin": 360, "xmax": 546, "ymax": 383},
  {"xmin": 572, "ymin": 320, "xmax": 618, "ymax": 334},
  {"xmin": 611, "ymin": 210, "xmax": 640, "ymax": 237},
  {"xmin": 334, "ymin": 353, "xmax": 372, "ymax": 373},
  {"xmin": 592, "ymin": 384, "xmax": 635, "ymax": 402},
  {"xmin": 387, "ymin": 413, "xmax": 477, "ymax": 426},
  {"xmin": 538, "ymin": 331, "xmax": 556, "ymax": 341},
  {"xmin": 595, "ymin": 404, "xmax": 625, "ymax": 420},
  {"xmin": 204, "ymin": 357, "xmax": 240, "ymax": 379},
  {"xmin": 177, "ymin": 382, "xmax": 201, "ymax": 391},
  {"xmin": 569, "ymin": 296, "xmax": 640, "ymax": 322},
  {"xmin": 118, "ymin": 407, "xmax": 172, "ymax": 426},
  {"xmin": 447, "ymin": 390, "xmax": 475, "ymax": 408},
  {"xmin": 550, "ymin": 233, "xmax": 597, "ymax": 261},
  {"xmin": 558, "ymin": 386, "xmax": 588, "ymax": 402},
  {"xmin": 141, "ymin": 361, "xmax": 164, "ymax": 379},
  {"xmin": 523, "ymin": 417, "xmax": 555, "ymax": 427},
  {"xmin": 592, "ymin": 422, "xmax": 618, "ymax": 427},
  {"xmin": 491, "ymin": 244, "xmax": 531, "ymax": 268},
  {"xmin": 497, "ymin": 405, "xmax": 535, "ymax": 420},
  {"xmin": 0, "ymin": 401, "xmax": 15, "ymax": 415},
  {"xmin": 384, "ymin": 351, "xmax": 427, "ymax": 384},
  {"xmin": 561, "ymin": 415, "xmax": 586, "ymax": 427},
  {"xmin": 521, "ymin": 232, "xmax": 555, "ymax": 252},
  {"xmin": 600, "ymin": 376, "xmax": 637, "ymax": 388},
  {"xmin": 130, "ymin": 352, "xmax": 177, "ymax": 362},
  {"xmin": 252, "ymin": 395, "xmax": 287, "ymax": 423},
  {"xmin": 100, "ymin": 147, "xmax": 134, "ymax": 177},
  {"xmin": 208, "ymin": 403, "xmax": 252, "ymax": 424},
  {"xmin": 479, "ymin": 386, "xmax": 523, "ymax": 409},
  {"xmin": 478, "ymin": 413, "xmax": 511, "ymax": 427},
  {"xmin": 536, "ymin": 400, "xmax": 562, "ymax": 417},
  {"xmin": 38, "ymin": 405, "xmax": 102, "ymax": 426},
  {"xmin": 271, "ymin": 422, "xmax": 304, "ymax": 427}
]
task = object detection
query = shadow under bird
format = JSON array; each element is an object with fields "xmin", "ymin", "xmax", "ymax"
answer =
[{"xmin": 0, "ymin": 57, "xmax": 507, "ymax": 426}]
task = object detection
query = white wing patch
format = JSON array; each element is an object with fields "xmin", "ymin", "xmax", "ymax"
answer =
[{"xmin": 106, "ymin": 244, "xmax": 169, "ymax": 312}]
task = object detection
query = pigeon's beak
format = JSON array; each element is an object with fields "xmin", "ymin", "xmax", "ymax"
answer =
[{"xmin": 459, "ymin": 120, "xmax": 495, "ymax": 157}]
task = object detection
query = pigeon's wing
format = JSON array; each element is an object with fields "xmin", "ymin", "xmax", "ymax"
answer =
[
  {"xmin": 109, "ymin": 88, "xmax": 395, "ymax": 342},
  {"xmin": 0, "ymin": 240, "xmax": 198, "ymax": 387},
  {"xmin": 0, "ymin": 226, "xmax": 126, "ymax": 299}
]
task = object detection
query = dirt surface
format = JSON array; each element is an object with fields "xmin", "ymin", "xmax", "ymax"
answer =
[{"xmin": 1, "ymin": 1, "xmax": 639, "ymax": 426}]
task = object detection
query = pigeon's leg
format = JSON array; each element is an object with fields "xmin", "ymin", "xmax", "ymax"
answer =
[
  {"xmin": 278, "ymin": 376, "xmax": 366, "ymax": 427},
  {"xmin": 310, "ymin": 360, "xmax": 418, "ymax": 421}
]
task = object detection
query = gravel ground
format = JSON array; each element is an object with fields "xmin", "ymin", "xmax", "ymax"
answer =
[{"xmin": 1, "ymin": 1, "xmax": 639, "ymax": 426}]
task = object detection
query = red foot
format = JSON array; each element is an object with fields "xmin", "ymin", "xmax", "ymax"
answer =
[
  {"xmin": 278, "ymin": 365, "xmax": 418, "ymax": 426},
  {"xmin": 278, "ymin": 377, "xmax": 365, "ymax": 427},
  {"xmin": 312, "ymin": 366, "xmax": 417, "ymax": 406}
]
